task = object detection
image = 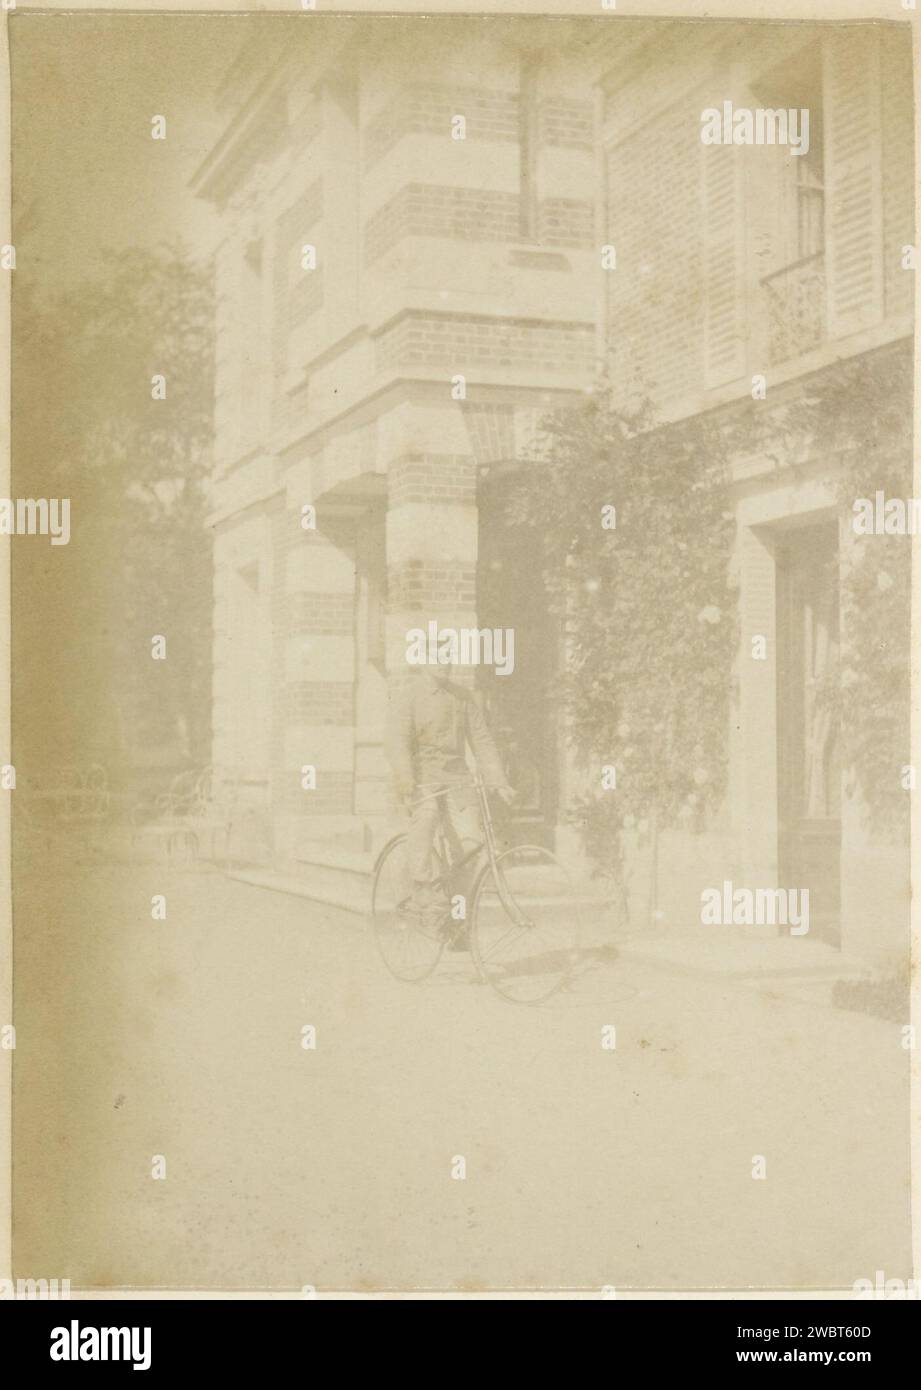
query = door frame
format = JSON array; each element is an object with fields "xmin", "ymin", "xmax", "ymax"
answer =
[{"xmin": 774, "ymin": 514, "xmax": 842, "ymax": 946}]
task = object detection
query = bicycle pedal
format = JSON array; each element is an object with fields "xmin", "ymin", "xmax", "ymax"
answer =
[{"xmin": 442, "ymin": 919, "xmax": 469, "ymax": 950}]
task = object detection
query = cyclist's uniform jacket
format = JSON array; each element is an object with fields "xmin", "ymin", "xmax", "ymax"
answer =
[{"xmin": 386, "ymin": 676, "xmax": 506, "ymax": 796}]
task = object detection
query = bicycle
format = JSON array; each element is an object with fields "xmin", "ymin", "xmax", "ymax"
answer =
[{"xmin": 371, "ymin": 773, "xmax": 581, "ymax": 1004}]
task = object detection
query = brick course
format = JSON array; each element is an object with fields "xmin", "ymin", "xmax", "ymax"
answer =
[
  {"xmin": 269, "ymin": 510, "xmax": 356, "ymax": 831},
  {"xmin": 374, "ymin": 312, "xmax": 595, "ymax": 376},
  {"xmin": 364, "ymin": 185, "xmax": 522, "ymax": 264},
  {"xmin": 388, "ymin": 453, "xmax": 478, "ymax": 507},
  {"xmin": 537, "ymin": 197, "xmax": 594, "ymax": 249},
  {"xmin": 363, "ymin": 85, "xmax": 519, "ymax": 170},
  {"xmin": 285, "ymin": 591, "xmax": 355, "ymax": 636},
  {"xmin": 364, "ymin": 186, "xmax": 594, "ymax": 261},
  {"xmin": 362, "ymin": 86, "xmax": 594, "ymax": 171},
  {"xmin": 537, "ymin": 96, "xmax": 593, "ymax": 151},
  {"xmin": 387, "ymin": 559, "xmax": 477, "ymax": 612}
]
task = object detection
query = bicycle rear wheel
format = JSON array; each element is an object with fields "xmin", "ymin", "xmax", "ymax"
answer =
[
  {"xmin": 470, "ymin": 845, "xmax": 580, "ymax": 1003},
  {"xmin": 372, "ymin": 834, "xmax": 445, "ymax": 982}
]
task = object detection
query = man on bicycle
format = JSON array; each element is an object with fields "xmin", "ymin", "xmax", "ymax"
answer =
[{"xmin": 385, "ymin": 663, "xmax": 516, "ymax": 939}]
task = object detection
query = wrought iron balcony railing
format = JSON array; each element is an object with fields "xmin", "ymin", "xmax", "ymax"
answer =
[{"xmin": 760, "ymin": 251, "xmax": 826, "ymax": 367}]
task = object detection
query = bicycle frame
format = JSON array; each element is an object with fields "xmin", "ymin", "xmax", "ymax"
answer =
[
  {"xmin": 410, "ymin": 774, "xmax": 528, "ymax": 928},
  {"xmin": 373, "ymin": 770, "xmax": 573, "ymax": 1000}
]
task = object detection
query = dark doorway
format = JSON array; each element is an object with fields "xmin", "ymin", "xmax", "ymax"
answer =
[
  {"xmin": 776, "ymin": 520, "xmax": 842, "ymax": 946},
  {"xmin": 477, "ymin": 472, "xmax": 560, "ymax": 848}
]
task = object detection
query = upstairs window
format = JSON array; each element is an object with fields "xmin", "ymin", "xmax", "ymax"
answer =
[
  {"xmin": 751, "ymin": 42, "xmax": 825, "ymax": 275},
  {"xmin": 750, "ymin": 42, "xmax": 827, "ymax": 364}
]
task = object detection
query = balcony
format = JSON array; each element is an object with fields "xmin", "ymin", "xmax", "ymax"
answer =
[{"xmin": 760, "ymin": 251, "xmax": 826, "ymax": 367}]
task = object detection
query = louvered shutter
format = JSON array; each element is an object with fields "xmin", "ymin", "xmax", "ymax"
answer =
[
  {"xmin": 823, "ymin": 28, "xmax": 883, "ymax": 339},
  {"xmin": 702, "ymin": 140, "xmax": 748, "ymax": 388}
]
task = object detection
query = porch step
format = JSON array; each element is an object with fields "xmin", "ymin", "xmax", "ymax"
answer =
[
  {"xmin": 227, "ymin": 847, "xmax": 617, "ymax": 921},
  {"xmin": 227, "ymin": 860, "xmax": 373, "ymax": 916},
  {"xmin": 225, "ymin": 842, "xmax": 376, "ymax": 913}
]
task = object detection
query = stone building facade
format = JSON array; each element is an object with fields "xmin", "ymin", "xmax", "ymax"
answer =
[
  {"xmin": 599, "ymin": 20, "xmax": 913, "ymax": 972},
  {"xmin": 193, "ymin": 19, "xmax": 599, "ymax": 891},
  {"xmin": 194, "ymin": 17, "xmax": 914, "ymax": 970}
]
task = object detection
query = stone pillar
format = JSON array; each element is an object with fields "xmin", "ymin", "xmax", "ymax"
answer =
[
  {"xmin": 212, "ymin": 512, "xmax": 273, "ymax": 787},
  {"xmin": 382, "ymin": 400, "xmax": 479, "ymax": 699},
  {"xmin": 271, "ymin": 488, "xmax": 357, "ymax": 863}
]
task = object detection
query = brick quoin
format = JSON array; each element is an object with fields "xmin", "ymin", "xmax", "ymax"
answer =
[
  {"xmin": 388, "ymin": 454, "xmax": 478, "ymax": 508},
  {"xmin": 364, "ymin": 187, "xmax": 595, "ymax": 263},
  {"xmin": 387, "ymin": 560, "xmax": 477, "ymax": 612},
  {"xmin": 361, "ymin": 86, "xmax": 594, "ymax": 172},
  {"xmin": 374, "ymin": 313, "xmax": 595, "ymax": 375},
  {"xmin": 364, "ymin": 185, "xmax": 522, "ymax": 265},
  {"xmin": 362, "ymin": 85, "xmax": 520, "ymax": 171},
  {"xmin": 537, "ymin": 198, "xmax": 594, "ymax": 249},
  {"xmin": 270, "ymin": 510, "xmax": 357, "ymax": 832},
  {"xmin": 537, "ymin": 96, "xmax": 593, "ymax": 150}
]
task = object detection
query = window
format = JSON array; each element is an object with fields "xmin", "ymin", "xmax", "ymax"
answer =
[
  {"xmin": 751, "ymin": 42, "xmax": 826, "ymax": 363},
  {"xmin": 751, "ymin": 42, "xmax": 825, "ymax": 275}
]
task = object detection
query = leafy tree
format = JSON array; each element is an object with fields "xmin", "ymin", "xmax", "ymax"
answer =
[{"xmin": 12, "ymin": 241, "xmax": 215, "ymax": 783}]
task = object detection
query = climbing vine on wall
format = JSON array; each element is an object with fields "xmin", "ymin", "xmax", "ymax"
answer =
[
  {"xmin": 736, "ymin": 344, "xmax": 913, "ymax": 839},
  {"xmin": 505, "ymin": 395, "xmax": 737, "ymax": 875},
  {"xmin": 506, "ymin": 341, "xmax": 912, "ymax": 874}
]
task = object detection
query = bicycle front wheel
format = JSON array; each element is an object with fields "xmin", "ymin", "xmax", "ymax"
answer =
[
  {"xmin": 470, "ymin": 845, "xmax": 580, "ymax": 1004},
  {"xmin": 371, "ymin": 834, "xmax": 445, "ymax": 982}
]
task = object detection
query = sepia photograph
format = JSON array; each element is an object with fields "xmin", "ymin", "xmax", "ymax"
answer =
[{"xmin": 2, "ymin": 1, "xmax": 918, "ymax": 1316}]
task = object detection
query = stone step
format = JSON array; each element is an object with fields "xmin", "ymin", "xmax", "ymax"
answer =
[
  {"xmin": 227, "ymin": 863, "xmax": 372, "ymax": 916},
  {"xmin": 228, "ymin": 848, "xmax": 617, "ymax": 921}
]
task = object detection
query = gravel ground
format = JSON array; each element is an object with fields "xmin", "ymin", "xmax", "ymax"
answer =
[{"xmin": 11, "ymin": 860, "xmax": 912, "ymax": 1293}]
